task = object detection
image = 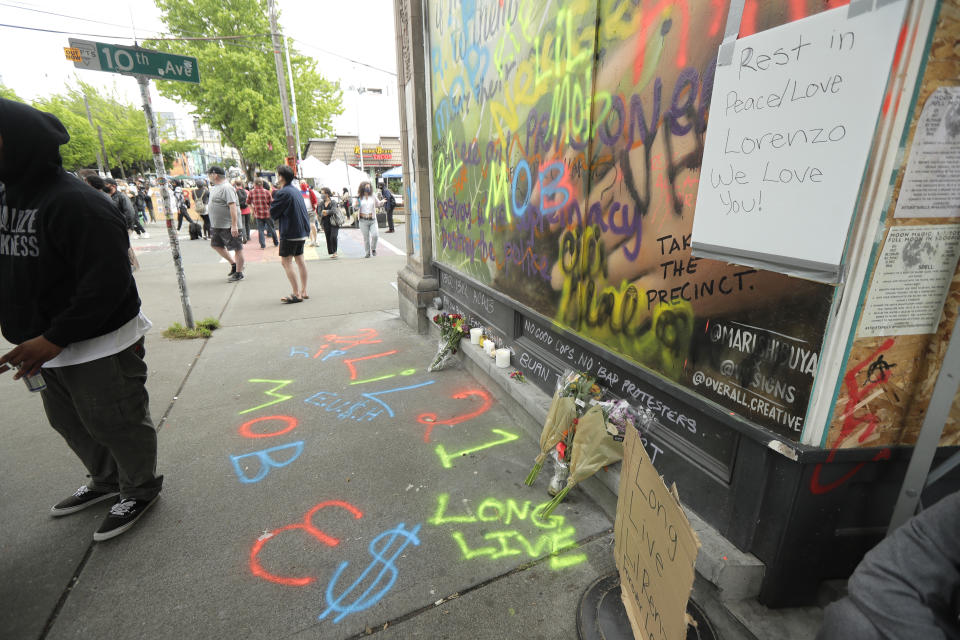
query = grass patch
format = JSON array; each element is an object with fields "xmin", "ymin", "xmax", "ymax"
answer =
[{"xmin": 163, "ymin": 317, "xmax": 221, "ymax": 339}]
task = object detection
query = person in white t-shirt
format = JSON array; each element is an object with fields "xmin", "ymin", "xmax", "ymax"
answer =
[{"xmin": 0, "ymin": 98, "xmax": 163, "ymax": 542}]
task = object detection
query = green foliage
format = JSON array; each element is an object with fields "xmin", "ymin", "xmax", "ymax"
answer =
[
  {"xmin": 0, "ymin": 83, "xmax": 23, "ymax": 101},
  {"xmin": 149, "ymin": 0, "xmax": 343, "ymax": 171},
  {"xmin": 163, "ymin": 316, "xmax": 220, "ymax": 339},
  {"xmin": 28, "ymin": 80, "xmax": 152, "ymax": 172},
  {"xmin": 162, "ymin": 139, "xmax": 200, "ymax": 167},
  {"xmin": 31, "ymin": 94, "xmax": 100, "ymax": 170}
]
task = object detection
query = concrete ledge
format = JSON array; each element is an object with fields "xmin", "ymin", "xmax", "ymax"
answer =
[{"xmin": 427, "ymin": 309, "xmax": 765, "ymax": 602}]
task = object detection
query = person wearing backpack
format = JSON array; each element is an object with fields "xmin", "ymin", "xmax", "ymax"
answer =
[{"xmin": 194, "ymin": 180, "xmax": 209, "ymax": 225}]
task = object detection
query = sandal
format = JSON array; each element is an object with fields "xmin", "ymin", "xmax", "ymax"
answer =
[
  {"xmin": 300, "ymin": 294, "xmax": 310, "ymax": 300},
  {"xmin": 280, "ymin": 295, "xmax": 302, "ymax": 304}
]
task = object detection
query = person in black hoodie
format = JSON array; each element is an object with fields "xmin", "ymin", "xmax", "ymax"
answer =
[{"xmin": 0, "ymin": 98, "xmax": 162, "ymax": 542}]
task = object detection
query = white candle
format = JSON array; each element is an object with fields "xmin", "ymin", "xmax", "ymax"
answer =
[
  {"xmin": 470, "ymin": 327, "xmax": 483, "ymax": 344},
  {"xmin": 485, "ymin": 341, "xmax": 496, "ymax": 357},
  {"xmin": 495, "ymin": 348, "xmax": 511, "ymax": 368}
]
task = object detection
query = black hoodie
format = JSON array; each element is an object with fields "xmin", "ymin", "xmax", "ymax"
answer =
[{"xmin": 0, "ymin": 98, "xmax": 140, "ymax": 348}]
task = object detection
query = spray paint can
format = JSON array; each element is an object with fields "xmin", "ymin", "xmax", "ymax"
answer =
[{"xmin": 23, "ymin": 371, "xmax": 46, "ymax": 393}]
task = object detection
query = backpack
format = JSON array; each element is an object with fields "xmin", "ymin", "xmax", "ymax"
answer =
[
  {"xmin": 195, "ymin": 188, "xmax": 207, "ymax": 214},
  {"xmin": 237, "ymin": 188, "xmax": 248, "ymax": 209}
]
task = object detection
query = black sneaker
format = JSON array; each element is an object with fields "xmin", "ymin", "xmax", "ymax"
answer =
[
  {"xmin": 228, "ymin": 262, "xmax": 237, "ymax": 277},
  {"xmin": 93, "ymin": 496, "xmax": 159, "ymax": 542},
  {"xmin": 372, "ymin": 250, "xmax": 377, "ymax": 256},
  {"xmin": 228, "ymin": 271, "xmax": 244, "ymax": 282},
  {"xmin": 51, "ymin": 486, "xmax": 119, "ymax": 517}
]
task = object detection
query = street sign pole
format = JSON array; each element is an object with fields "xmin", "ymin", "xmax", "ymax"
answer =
[
  {"xmin": 66, "ymin": 38, "xmax": 199, "ymax": 329},
  {"xmin": 136, "ymin": 75, "xmax": 195, "ymax": 329}
]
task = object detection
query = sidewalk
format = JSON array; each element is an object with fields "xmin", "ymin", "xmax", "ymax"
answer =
[{"xmin": 1, "ymin": 223, "xmax": 623, "ymax": 640}]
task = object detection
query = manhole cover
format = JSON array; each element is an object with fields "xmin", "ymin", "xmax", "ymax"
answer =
[{"xmin": 577, "ymin": 574, "xmax": 718, "ymax": 640}]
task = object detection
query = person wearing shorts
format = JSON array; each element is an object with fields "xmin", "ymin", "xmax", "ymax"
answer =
[
  {"xmin": 206, "ymin": 166, "xmax": 245, "ymax": 282},
  {"xmin": 269, "ymin": 165, "xmax": 311, "ymax": 302}
]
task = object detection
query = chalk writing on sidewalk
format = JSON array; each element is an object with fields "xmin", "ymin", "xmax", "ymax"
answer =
[
  {"xmin": 319, "ymin": 523, "xmax": 422, "ymax": 623},
  {"xmin": 418, "ymin": 388, "xmax": 494, "ymax": 442},
  {"xmin": 434, "ymin": 428, "xmax": 520, "ymax": 468},
  {"xmin": 304, "ymin": 380, "xmax": 437, "ymax": 422},
  {"xmin": 239, "ymin": 379, "xmax": 294, "ymax": 415},
  {"xmin": 231, "ymin": 442, "xmax": 304, "ymax": 484},
  {"xmin": 249, "ymin": 500, "xmax": 364, "ymax": 587},
  {"xmin": 428, "ymin": 493, "xmax": 586, "ymax": 570}
]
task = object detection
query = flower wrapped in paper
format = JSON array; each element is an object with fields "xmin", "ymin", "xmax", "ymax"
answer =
[
  {"xmin": 524, "ymin": 371, "xmax": 602, "ymax": 486},
  {"xmin": 428, "ymin": 314, "xmax": 469, "ymax": 372},
  {"xmin": 539, "ymin": 404, "xmax": 624, "ymax": 517}
]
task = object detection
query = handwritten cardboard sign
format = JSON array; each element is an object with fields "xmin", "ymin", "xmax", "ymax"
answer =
[
  {"xmin": 691, "ymin": 1, "xmax": 907, "ymax": 283},
  {"xmin": 615, "ymin": 427, "xmax": 700, "ymax": 640}
]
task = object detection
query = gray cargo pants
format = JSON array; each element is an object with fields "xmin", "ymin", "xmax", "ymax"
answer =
[{"xmin": 39, "ymin": 338, "xmax": 163, "ymax": 501}]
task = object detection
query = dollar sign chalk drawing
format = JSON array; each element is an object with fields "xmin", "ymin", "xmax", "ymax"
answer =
[{"xmin": 319, "ymin": 523, "xmax": 421, "ymax": 623}]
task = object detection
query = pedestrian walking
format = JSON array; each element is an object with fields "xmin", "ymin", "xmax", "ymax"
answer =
[
  {"xmin": 300, "ymin": 179, "xmax": 319, "ymax": 246},
  {"xmin": 206, "ymin": 165, "xmax": 245, "ymax": 282},
  {"xmin": 173, "ymin": 180, "xmax": 190, "ymax": 232},
  {"xmin": 0, "ymin": 98, "xmax": 163, "ymax": 541},
  {"xmin": 104, "ymin": 178, "xmax": 146, "ymax": 238},
  {"xmin": 194, "ymin": 179, "xmax": 209, "ymax": 232},
  {"xmin": 137, "ymin": 179, "xmax": 154, "ymax": 222},
  {"xmin": 234, "ymin": 178, "xmax": 253, "ymax": 243},
  {"xmin": 318, "ymin": 187, "xmax": 340, "ymax": 259},
  {"xmin": 270, "ymin": 164, "xmax": 311, "ymax": 303},
  {"xmin": 356, "ymin": 180, "xmax": 385, "ymax": 258},
  {"xmin": 380, "ymin": 180, "xmax": 396, "ymax": 233},
  {"xmin": 249, "ymin": 178, "xmax": 278, "ymax": 248}
]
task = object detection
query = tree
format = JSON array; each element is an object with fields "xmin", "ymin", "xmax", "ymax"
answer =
[
  {"xmin": 162, "ymin": 139, "xmax": 199, "ymax": 167},
  {"xmin": 67, "ymin": 81, "xmax": 151, "ymax": 174},
  {"xmin": 0, "ymin": 83, "xmax": 22, "ymax": 101},
  {"xmin": 149, "ymin": 0, "xmax": 343, "ymax": 175},
  {"xmin": 30, "ymin": 94, "xmax": 100, "ymax": 171}
]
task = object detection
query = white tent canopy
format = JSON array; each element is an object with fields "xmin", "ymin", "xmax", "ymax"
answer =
[
  {"xmin": 317, "ymin": 159, "xmax": 372, "ymax": 195},
  {"xmin": 300, "ymin": 156, "xmax": 327, "ymax": 180}
]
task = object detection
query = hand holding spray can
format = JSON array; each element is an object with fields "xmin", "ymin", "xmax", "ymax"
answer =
[{"xmin": 22, "ymin": 370, "xmax": 46, "ymax": 392}]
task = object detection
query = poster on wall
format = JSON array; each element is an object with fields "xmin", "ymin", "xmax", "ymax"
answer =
[
  {"xmin": 691, "ymin": 1, "xmax": 908, "ymax": 283},
  {"xmin": 859, "ymin": 224, "xmax": 960, "ymax": 337},
  {"xmin": 426, "ymin": 0, "xmax": 842, "ymax": 440},
  {"xmin": 896, "ymin": 87, "xmax": 960, "ymax": 219}
]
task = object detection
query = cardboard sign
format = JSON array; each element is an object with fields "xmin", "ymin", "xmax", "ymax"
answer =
[
  {"xmin": 691, "ymin": 1, "xmax": 907, "ymax": 283},
  {"xmin": 615, "ymin": 427, "xmax": 700, "ymax": 640}
]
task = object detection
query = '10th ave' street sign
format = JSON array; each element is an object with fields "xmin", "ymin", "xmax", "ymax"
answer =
[{"xmin": 66, "ymin": 38, "xmax": 199, "ymax": 84}]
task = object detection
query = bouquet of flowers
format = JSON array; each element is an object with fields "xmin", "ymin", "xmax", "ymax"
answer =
[
  {"xmin": 539, "ymin": 401, "xmax": 624, "ymax": 517},
  {"xmin": 524, "ymin": 371, "xmax": 602, "ymax": 486},
  {"xmin": 428, "ymin": 313, "xmax": 469, "ymax": 372}
]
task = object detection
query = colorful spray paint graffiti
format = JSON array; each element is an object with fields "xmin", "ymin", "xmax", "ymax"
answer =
[
  {"xmin": 427, "ymin": 0, "xmax": 839, "ymax": 439},
  {"xmin": 428, "ymin": 493, "xmax": 587, "ymax": 570},
  {"xmin": 238, "ymin": 326, "xmax": 589, "ymax": 630}
]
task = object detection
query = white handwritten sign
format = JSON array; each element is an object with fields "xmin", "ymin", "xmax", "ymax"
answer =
[{"xmin": 691, "ymin": 2, "xmax": 907, "ymax": 283}]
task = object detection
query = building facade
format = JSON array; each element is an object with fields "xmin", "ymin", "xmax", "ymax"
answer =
[
  {"xmin": 304, "ymin": 136, "xmax": 402, "ymax": 183},
  {"xmin": 393, "ymin": 0, "xmax": 960, "ymax": 607}
]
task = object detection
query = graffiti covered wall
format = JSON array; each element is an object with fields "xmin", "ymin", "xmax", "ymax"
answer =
[{"xmin": 427, "ymin": 0, "xmax": 841, "ymax": 439}]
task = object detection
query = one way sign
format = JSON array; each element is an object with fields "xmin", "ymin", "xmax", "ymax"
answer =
[{"xmin": 67, "ymin": 39, "xmax": 200, "ymax": 85}]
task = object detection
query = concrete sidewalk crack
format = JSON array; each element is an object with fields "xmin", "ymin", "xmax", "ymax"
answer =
[
  {"xmin": 37, "ymin": 545, "xmax": 94, "ymax": 640},
  {"xmin": 334, "ymin": 528, "xmax": 614, "ymax": 640},
  {"xmin": 155, "ymin": 282, "xmax": 237, "ymax": 434},
  {"xmin": 37, "ymin": 286, "xmax": 238, "ymax": 639}
]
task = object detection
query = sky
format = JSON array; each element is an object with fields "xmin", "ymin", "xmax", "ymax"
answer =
[{"xmin": 0, "ymin": 0, "xmax": 401, "ymax": 142}]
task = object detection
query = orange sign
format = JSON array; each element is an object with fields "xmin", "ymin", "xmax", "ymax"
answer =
[{"xmin": 64, "ymin": 47, "xmax": 82, "ymax": 62}]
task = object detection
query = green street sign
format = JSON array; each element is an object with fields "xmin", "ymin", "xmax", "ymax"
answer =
[{"xmin": 67, "ymin": 38, "xmax": 200, "ymax": 84}]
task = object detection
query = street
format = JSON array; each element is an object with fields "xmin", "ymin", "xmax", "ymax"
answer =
[{"xmin": 0, "ymin": 220, "xmax": 615, "ymax": 639}]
